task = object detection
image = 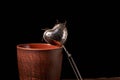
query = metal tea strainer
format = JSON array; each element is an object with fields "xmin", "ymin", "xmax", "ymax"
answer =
[{"xmin": 43, "ymin": 21, "xmax": 83, "ymax": 80}]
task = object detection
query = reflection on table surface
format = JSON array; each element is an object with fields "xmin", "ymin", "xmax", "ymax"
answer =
[{"xmin": 62, "ymin": 77, "xmax": 120, "ymax": 80}]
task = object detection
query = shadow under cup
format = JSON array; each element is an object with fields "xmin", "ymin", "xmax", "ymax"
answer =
[{"xmin": 17, "ymin": 43, "xmax": 63, "ymax": 80}]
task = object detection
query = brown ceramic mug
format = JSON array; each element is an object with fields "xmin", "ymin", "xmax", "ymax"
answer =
[{"xmin": 17, "ymin": 43, "xmax": 63, "ymax": 80}]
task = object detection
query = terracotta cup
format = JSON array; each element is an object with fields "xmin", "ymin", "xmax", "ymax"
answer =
[{"xmin": 17, "ymin": 43, "xmax": 63, "ymax": 80}]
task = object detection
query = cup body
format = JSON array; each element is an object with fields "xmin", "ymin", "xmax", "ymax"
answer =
[{"xmin": 17, "ymin": 43, "xmax": 63, "ymax": 80}]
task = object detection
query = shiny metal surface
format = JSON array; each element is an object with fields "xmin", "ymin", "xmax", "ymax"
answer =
[{"xmin": 43, "ymin": 22, "xmax": 68, "ymax": 46}]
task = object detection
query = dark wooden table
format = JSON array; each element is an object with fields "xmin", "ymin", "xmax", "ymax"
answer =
[{"xmin": 62, "ymin": 77, "xmax": 120, "ymax": 80}]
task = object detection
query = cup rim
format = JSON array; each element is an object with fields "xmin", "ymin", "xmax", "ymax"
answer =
[{"xmin": 17, "ymin": 43, "xmax": 62, "ymax": 51}]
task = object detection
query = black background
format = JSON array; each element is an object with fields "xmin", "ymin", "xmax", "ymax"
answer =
[{"xmin": 3, "ymin": 5, "xmax": 120, "ymax": 80}]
